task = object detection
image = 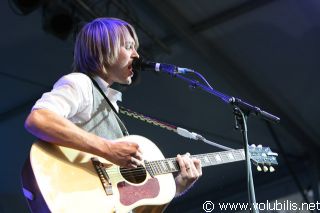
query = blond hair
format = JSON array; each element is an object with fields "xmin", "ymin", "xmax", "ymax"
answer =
[{"xmin": 73, "ymin": 17, "xmax": 139, "ymax": 74}]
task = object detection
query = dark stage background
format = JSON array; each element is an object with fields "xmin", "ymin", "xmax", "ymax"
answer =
[{"xmin": 1, "ymin": 0, "xmax": 320, "ymax": 212}]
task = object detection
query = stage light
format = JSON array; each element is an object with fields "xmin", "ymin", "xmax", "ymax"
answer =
[
  {"xmin": 42, "ymin": 4, "xmax": 75, "ymax": 40},
  {"xmin": 11, "ymin": 0, "xmax": 41, "ymax": 15}
]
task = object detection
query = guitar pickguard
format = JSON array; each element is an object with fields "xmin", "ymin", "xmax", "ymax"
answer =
[{"xmin": 117, "ymin": 178, "xmax": 160, "ymax": 206}]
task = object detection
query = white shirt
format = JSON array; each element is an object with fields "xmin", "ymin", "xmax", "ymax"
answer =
[{"xmin": 32, "ymin": 72, "xmax": 122, "ymax": 124}]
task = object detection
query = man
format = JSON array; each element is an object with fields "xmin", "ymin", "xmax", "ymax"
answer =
[{"xmin": 25, "ymin": 17, "xmax": 201, "ymax": 212}]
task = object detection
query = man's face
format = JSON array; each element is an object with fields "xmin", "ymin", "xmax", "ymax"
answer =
[{"xmin": 106, "ymin": 36, "xmax": 139, "ymax": 85}]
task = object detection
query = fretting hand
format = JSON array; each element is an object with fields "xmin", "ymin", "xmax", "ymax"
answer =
[{"xmin": 174, "ymin": 152, "xmax": 202, "ymax": 197}]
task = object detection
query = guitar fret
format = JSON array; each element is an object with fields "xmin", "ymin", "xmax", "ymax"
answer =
[
  {"xmin": 159, "ymin": 161, "xmax": 164, "ymax": 173},
  {"xmin": 153, "ymin": 160, "xmax": 169, "ymax": 175},
  {"xmin": 227, "ymin": 152, "xmax": 235, "ymax": 160},
  {"xmin": 153, "ymin": 162, "xmax": 158, "ymax": 174},
  {"xmin": 160, "ymin": 160, "xmax": 166, "ymax": 173},
  {"xmin": 241, "ymin": 150, "xmax": 245, "ymax": 158},
  {"xmin": 171, "ymin": 159, "xmax": 179, "ymax": 172},
  {"xmin": 160, "ymin": 161, "xmax": 165, "ymax": 172},
  {"xmin": 164, "ymin": 160, "xmax": 171, "ymax": 172},
  {"xmin": 204, "ymin": 156, "xmax": 211, "ymax": 166},
  {"xmin": 168, "ymin": 159, "xmax": 176, "ymax": 172},
  {"xmin": 147, "ymin": 147, "xmax": 276, "ymax": 175},
  {"xmin": 156, "ymin": 161, "xmax": 161, "ymax": 174},
  {"xmin": 233, "ymin": 151, "xmax": 244, "ymax": 161},
  {"xmin": 202, "ymin": 155, "xmax": 211, "ymax": 167},
  {"xmin": 198, "ymin": 155, "xmax": 204, "ymax": 166},
  {"xmin": 220, "ymin": 152, "xmax": 229, "ymax": 162},
  {"xmin": 197, "ymin": 149, "xmax": 250, "ymax": 168},
  {"xmin": 145, "ymin": 161, "xmax": 154, "ymax": 177},
  {"xmin": 156, "ymin": 161, "xmax": 161, "ymax": 175},
  {"xmin": 152, "ymin": 161, "xmax": 159, "ymax": 175},
  {"xmin": 209, "ymin": 154, "xmax": 217, "ymax": 165},
  {"xmin": 214, "ymin": 154, "xmax": 222, "ymax": 162}
]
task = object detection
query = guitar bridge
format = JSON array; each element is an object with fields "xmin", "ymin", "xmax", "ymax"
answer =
[{"xmin": 91, "ymin": 157, "xmax": 113, "ymax": 195}]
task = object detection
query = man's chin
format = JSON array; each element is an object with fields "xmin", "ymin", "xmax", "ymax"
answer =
[
  {"xmin": 127, "ymin": 77, "xmax": 133, "ymax": 84},
  {"xmin": 121, "ymin": 77, "xmax": 132, "ymax": 85}
]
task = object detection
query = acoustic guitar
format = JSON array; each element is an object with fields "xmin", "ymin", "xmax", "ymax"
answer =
[{"xmin": 21, "ymin": 135, "xmax": 278, "ymax": 213}]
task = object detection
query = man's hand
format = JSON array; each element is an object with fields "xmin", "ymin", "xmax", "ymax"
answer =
[
  {"xmin": 175, "ymin": 152, "xmax": 202, "ymax": 197},
  {"xmin": 105, "ymin": 140, "xmax": 143, "ymax": 168}
]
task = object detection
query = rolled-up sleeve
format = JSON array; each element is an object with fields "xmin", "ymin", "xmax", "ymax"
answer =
[{"xmin": 32, "ymin": 73, "xmax": 92, "ymax": 120}]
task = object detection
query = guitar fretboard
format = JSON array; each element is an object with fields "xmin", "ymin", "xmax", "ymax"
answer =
[{"xmin": 145, "ymin": 149, "xmax": 245, "ymax": 177}]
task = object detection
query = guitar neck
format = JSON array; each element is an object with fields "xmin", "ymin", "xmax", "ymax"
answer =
[{"xmin": 145, "ymin": 149, "xmax": 245, "ymax": 176}]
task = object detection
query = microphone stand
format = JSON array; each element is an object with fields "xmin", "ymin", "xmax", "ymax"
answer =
[
  {"xmin": 234, "ymin": 107, "xmax": 258, "ymax": 213},
  {"xmin": 161, "ymin": 71, "xmax": 280, "ymax": 213}
]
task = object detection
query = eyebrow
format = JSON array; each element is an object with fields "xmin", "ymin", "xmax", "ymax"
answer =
[
  {"xmin": 125, "ymin": 40, "xmax": 135, "ymax": 45},
  {"xmin": 124, "ymin": 41, "xmax": 136, "ymax": 48}
]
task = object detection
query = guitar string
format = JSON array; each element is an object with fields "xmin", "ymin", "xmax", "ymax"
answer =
[
  {"xmin": 100, "ymin": 150, "xmax": 244, "ymax": 174},
  {"xmin": 103, "ymin": 167, "xmax": 176, "ymax": 175},
  {"xmin": 100, "ymin": 162, "xmax": 179, "ymax": 176},
  {"xmin": 106, "ymin": 169, "xmax": 173, "ymax": 175},
  {"xmin": 95, "ymin": 158, "xmax": 249, "ymax": 180},
  {"xmin": 107, "ymin": 150, "xmax": 245, "ymax": 174}
]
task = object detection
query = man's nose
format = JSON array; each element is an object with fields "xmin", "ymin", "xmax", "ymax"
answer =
[{"xmin": 132, "ymin": 48, "xmax": 139, "ymax": 58}]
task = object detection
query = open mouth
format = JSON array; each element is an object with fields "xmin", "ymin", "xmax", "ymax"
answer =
[{"xmin": 128, "ymin": 64, "xmax": 134, "ymax": 76}]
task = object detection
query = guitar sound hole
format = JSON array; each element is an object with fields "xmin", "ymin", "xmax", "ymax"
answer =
[{"xmin": 120, "ymin": 165, "xmax": 147, "ymax": 184}]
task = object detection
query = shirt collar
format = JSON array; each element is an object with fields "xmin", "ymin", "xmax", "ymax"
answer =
[{"xmin": 92, "ymin": 75, "xmax": 122, "ymax": 103}]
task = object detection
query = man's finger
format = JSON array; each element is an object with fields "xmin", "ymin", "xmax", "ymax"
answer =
[{"xmin": 131, "ymin": 156, "xmax": 142, "ymax": 166}]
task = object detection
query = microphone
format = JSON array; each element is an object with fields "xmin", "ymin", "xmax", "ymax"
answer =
[{"xmin": 132, "ymin": 58, "xmax": 194, "ymax": 74}]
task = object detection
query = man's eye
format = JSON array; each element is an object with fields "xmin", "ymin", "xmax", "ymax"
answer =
[{"xmin": 125, "ymin": 42, "xmax": 134, "ymax": 50}]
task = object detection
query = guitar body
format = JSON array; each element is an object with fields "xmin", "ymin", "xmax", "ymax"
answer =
[{"xmin": 22, "ymin": 135, "xmax": 176, "ymax": 213}]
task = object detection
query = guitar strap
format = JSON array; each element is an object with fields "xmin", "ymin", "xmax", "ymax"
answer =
[
  {"xmin": 119, "ymin": 105, "xmax": 178, "ymax": 134},
  {"xmin": 88, "ymin": 76, "xmax": 129, "ymax": 136},
  {"xmin": 88, "ymin": 75, "xmax": 178, "ymax": 135}
]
